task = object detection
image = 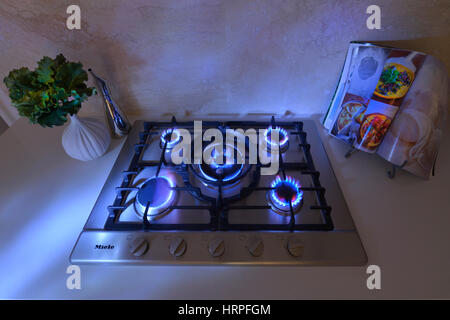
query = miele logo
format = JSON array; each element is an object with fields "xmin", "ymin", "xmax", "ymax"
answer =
[{"xmin": 95, "ymin": 244, "xmax": 115, "ymax": 249}]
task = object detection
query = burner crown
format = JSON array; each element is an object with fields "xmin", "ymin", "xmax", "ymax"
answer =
[{"xmin": 270, "ymin": 176, "xmax": 303, "ymax": 208}]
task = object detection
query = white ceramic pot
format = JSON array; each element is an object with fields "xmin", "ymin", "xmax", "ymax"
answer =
[{"xmin": 62, "ymin": 114, "xmax": 111, "ymax": 161}]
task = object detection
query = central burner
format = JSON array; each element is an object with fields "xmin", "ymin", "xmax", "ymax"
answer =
[
  {"xmin": 268, "ymin": 176, "xmax": 303, "ymax": 215},
  {"xmin": 134, "ymin": 176, "xmax": 176, "ymax": 219},
  {"xmin": 199, "ymin": 147, "xmax": 244, "ymax": 182},
  {"xmin": 197, "ymin": 144, "xmax": 245, "ymax": 183},
  {"xmin": 189, "ymin": 141, "xmax": 254, "ymax": 201}
]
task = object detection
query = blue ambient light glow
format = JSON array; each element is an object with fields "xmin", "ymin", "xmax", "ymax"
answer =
[
  {"xmin": 135, "ymin": 176, "xmax": 176, "ymax": 215},
  {"xmin": 264, "ymin": 126, "xmax": 289, "ymax": 147},
  {"xmin": 160, "ymin": 129, "xmax": 181, "ymax": 148},
  {"xmin": 270, "ymin": 175, "xmax": 303, "ymax": 209}
]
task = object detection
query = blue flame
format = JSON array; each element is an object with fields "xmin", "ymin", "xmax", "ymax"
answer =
[
  {"xmin": 264, "ymin": 126, "xmax": 289, "ymax": 147},
  {"xmin": 161, "ymin": 129, "xmax": 181, "ymax": 147},
  {"xmin": 270, "ymin": 175, "xmax": 303, "ymax": 208},
  {"xmin": 209, "ymin": 148, "xmax": 233, "ymax": 169},
  {"xmin": 199, "ymin": 145, "xmax": 244, "ymax": 182}
]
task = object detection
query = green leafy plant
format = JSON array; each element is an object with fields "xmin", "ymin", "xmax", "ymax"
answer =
[
  {"xmin": 3, "ymin": 54, "xmax": 95, "ymax": 127},
  {"xmin": 380, "ymin": 66, "xmax": 399, "ymax": 84}
]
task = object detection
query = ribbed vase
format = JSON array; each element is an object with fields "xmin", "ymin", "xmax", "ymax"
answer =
[{"xmin": 62, "ymin": 114, "xmax": 111, "ymax": 161}]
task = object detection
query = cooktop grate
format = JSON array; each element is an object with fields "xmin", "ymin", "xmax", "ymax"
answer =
[{"xmin": 104, "ymin": 116, "xmax": 333, "ymax": 232}]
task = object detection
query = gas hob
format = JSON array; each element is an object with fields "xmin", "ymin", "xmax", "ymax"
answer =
[{"xmin": 70, "ymin": 118, "xmax": 367, "ymax": 265}]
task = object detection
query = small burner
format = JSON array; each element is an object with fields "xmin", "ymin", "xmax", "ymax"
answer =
[
  {"xmin": 268, "ymin": 176, "xmax": 303, "ymax": 215},
  {"xmin": 264, "ymin": 126, "xmax": 289, "ymax": 153},
  {"xmin": 198, "ymin": 144, "xmax": 244, "ymax": 183},
  {"xmin": 160, "ymin": 129, "xmax": 181, "ymax": 149},
  {"xmin": 134, "ymin": 176, "xmax": 176, "ymax": 218}
]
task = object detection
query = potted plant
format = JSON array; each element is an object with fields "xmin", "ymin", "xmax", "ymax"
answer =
[{"xmin": 3, "ymin": 54, "xmax": 110, "ymax": 161}]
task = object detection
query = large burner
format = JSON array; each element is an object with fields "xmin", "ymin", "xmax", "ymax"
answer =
[
  {"xmin": 160, "ymin": 128, "xmax": 181, "ymax": 149},
  {"xmin": 264, "ymin": 126, "xmax": 289, "ymax": 153},
  {"xmin": 134, "ymin": 176, "xmax": 176, "ymax": 219},
  {"xmin": 268, "ymin": 176, "xmax": 303, "ymax": 215},
  {"xmin": 199, "ymin": 148, "xmax": 244, "ymax": 182},
  {"xmin": 189, "ymin": 142, "xmax": 254, "ymax": 201},
  {"xmin": 197, "ymin": 144, "xmax": 245, "ymax": 184}
]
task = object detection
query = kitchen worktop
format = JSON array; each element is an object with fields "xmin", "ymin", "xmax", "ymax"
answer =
[{"xmin": 0, "ymin": 116, "xmax": 449, "ymax": 299}]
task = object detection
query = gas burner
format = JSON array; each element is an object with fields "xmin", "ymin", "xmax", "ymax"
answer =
[
  {"xmin": 268, "ymin": 176, "xmax": 303, "ymax": 215},
  {"xmin": 134, "ymin": 176, "xmax": 177, "ymax": 219},
  {"xmin": 264, "ymin": 126, "xmax": 289, "ymax": 153},
  {"xmin": 199, "ymin": 162, "xmax": 244, "ymax": 183},
  {"xmin": 160, "ymin": 128, "xmax": 181, "ymax": 149},
  {"xmin": 199, "ymin": 147, "xmax": 244, "ymax": 182},
  {"xmin": 194, "ymin": 143, "xmax": 246, "ymax": 184},
  {"xmin": 189, "ymin": 142, "xmax": 254, "ymax": 201}
]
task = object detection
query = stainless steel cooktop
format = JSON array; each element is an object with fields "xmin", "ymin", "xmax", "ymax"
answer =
[{"xmin": 70, "ymin": 118, "xmax": 367, "ymax": 265}]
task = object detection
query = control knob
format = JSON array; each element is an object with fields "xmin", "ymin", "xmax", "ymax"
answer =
[
  {"xmin": 169, "ymin": 237, "xmax": 187, "ymax": 257},
  {"xmin": 129, "ymin": 237, "xmax": 149, "ymax": 257},
  {"xmin": 208, "ymin": 238, "xmax": 225, "ymax": 257},
  {"xmin": 287, "ymin": 237, "xmax": 304, "ymax": 258},
  {"xmin": 246, "ymin": 237, "xmax": 264, "ymax": 257}
]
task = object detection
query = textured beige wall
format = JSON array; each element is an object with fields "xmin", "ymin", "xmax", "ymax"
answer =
[{"xmin": 0, "ymin": 0, "xmax": 449, "ymax": 125}]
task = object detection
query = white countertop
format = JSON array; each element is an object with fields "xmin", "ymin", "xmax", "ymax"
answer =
[{"xmin": 0, "ymin": 116, "xmax": 449, "ymax": 299}]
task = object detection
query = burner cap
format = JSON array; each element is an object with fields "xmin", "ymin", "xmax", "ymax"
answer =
[
  {"xmin": 160, "ymin": 129, "xmax": 181, "ymax": 149},
  {"xmin": 135, "ymin": 176, "xmax": 176, "ymax": 218},
  {"xmin": 199, "ymin": 145, "xmax": 244, "ymax": 182},
  {"xmin": 268, "ymin": 176, "xmax": 303, "ymax": 215},
  {"xmin": 264, "ymin": 126, "xmax": 289, "ymax": 153}
]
